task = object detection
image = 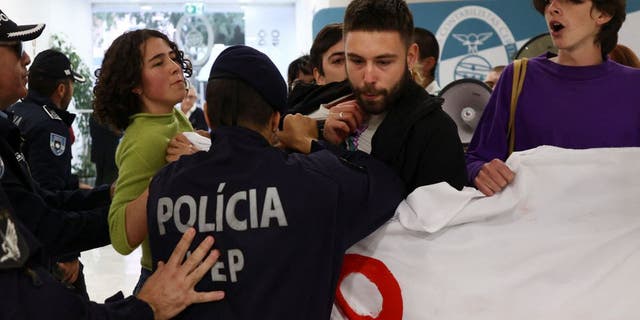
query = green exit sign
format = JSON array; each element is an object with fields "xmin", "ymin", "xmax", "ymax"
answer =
[{"xmin": 184, "ymin": 3, "xmax": 204, "ymax": 15}]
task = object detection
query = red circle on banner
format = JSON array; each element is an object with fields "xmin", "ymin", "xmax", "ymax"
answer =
[{"xmin": 335, "ymin": 254, "xmax": 403, "ymax": 320}]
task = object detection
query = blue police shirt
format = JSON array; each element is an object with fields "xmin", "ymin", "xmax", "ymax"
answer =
[
  {"xmin": 9, "ymin": 91, "xmax": 78, "ymax": 191},
  {"xmin": 147, "ymin": 126, "xmax": 404, "ymax": 320}
]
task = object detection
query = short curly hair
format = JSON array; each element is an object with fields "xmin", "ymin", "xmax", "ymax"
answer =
[{"xmin": 93, "ymin": 29, "xmax": 192, "ymax": 131}]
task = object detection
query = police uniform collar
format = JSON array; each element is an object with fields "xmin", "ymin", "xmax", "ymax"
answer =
[
  {"xmin": 24, "ymin": 91, "xmax": 76, "ymax": 126},
  {"xmin": 212, "ymin": 126, "xmax": 272, "ymax": 148}
]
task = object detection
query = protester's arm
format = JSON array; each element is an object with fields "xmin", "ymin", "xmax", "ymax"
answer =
[
  {"xmin": 465, "ymin": 63, "xmax": 517, "ymax": 196},
  {"xmin": 109, "ymin": 140, "xmax": 160, "ymax": 255},
  {"xmin": 124, "ymin": 188, "xmax": 149, "ymax": 249},
  {"xmin": 166, "ymin": 131, "xmax": 210, "ymax": 163}
]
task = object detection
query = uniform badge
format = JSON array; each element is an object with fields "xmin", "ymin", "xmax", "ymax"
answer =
[{"xmin": 49, "ymin": 133, "xmax": 66, "ymax": 156}]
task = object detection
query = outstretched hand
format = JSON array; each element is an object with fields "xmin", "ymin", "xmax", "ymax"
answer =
[{"xmin": 137, "ymin": 228, "xmax": 224, "ymax": 319}]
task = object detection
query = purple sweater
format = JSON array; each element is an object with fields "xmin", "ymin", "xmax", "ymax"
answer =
[{"xmin": 466, "ymin": 53, "xmax": 640, "ymax": 183}]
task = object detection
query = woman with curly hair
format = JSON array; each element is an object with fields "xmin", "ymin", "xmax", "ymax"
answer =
[{"xmin": 93, "ymin": 29, "xmax": 193, "ymax": 293}]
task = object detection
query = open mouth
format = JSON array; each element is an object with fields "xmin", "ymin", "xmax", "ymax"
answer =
[{"xmin": 550, "ymin": 22, "xmax": 565, "ymax": 32}]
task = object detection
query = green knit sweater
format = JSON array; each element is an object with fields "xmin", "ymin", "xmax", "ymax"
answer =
[{"xmin": 109, "ymin": 108, "xmax": 193, "ymax": 270}]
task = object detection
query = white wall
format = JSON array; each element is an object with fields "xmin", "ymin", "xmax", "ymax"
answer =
[
  {"xmin": 5, "ymin": 0, "xmax": 640, "ymax": 62},
  {"xmin": 3, "ymin": 1, "xmax": 94, "ymax": 69},
  {"xmin": 619, "ymin": 11, "xmax": 640, "ymax": 55}
]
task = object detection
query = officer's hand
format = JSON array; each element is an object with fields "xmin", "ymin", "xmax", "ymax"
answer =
[
  {"xmin": 57, "ymin": 260, "xmax": 80, "ymax": 284},
  {"xmin": 277, "ymin": 114, "xmax": 317, "ymax": 154},
  {"xmin": 474, "ymin": 158, "xmax": 515, "ymax": 196},
  {"xmin": 166, "ymin": 133, "xmax": 197, "ymax": 163},
  {"xmin": 137, "ymin": 228, "xmax": 224, "ymax": 320},
  {"xmin": 323, "ymin": 100, "xmax": 364, "ymax": 145}
]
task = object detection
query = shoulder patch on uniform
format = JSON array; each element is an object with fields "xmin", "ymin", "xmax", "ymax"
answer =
[
  {"xmin": 0, "ymin": 210, "xmax": 30, "ymax": 269},
  {"xmin": 50, "ymin": 133, "xmax": 67, "ymax": 156},
  {"xmin": 42, "ymin": 105, "xmax": 62, "ymax": 121},
  {"xmin": 11, "ymin": 115, "xmax": 23, "ymax": 127}
]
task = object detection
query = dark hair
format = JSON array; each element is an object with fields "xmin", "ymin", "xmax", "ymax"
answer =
[
  {"xmin": 532, "ymin": 0, "xmax": 626, "ymax": 56},
  {"xmin": 287, "ymin": 55, "xmax": 313, "ymax": 90},
  {"xmin": 93, "ymin": 29, "xmax": 192, "ymax": 131},
  {"xmin": 413, "ymin": 27, "xmax": 439, "ymax": 77},
  {"xmin": 310, "ymin": 23, "xmax": 344, "ymax": 76},
  {"xmin": 27, "ymin": 75, "xmax": 68, "ymax": 98},
  {"xmin": 205, "ymin": 78, "xmax": 274, "ymax": 129},
  {"xmin": 344, "ymin": 0, "xmax": 414, "ymax": 47},
  {"xmin": 609, "ymin": 43, "xmax": 640, "ymax": 68}
]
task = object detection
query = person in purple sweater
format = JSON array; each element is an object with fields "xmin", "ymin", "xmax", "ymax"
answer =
[{"xmin": 466, "ymin": 0, "xmax": 640, "ymax": 196}]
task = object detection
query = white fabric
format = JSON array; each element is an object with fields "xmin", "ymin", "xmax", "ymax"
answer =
[
  {"xmin": 308, "ymin": 105, "xmax": 330, "ymax": 120},
  {"xmin": 425, "ymin": 80, "xmax": 440, "ymax": 95},
  {"xmin": 333, "ymin": 146, "xmax": 640, "ymax": 320},
  {"xmin": 356, "ymin": 113, "xmax": 386, "ymax": 154}
]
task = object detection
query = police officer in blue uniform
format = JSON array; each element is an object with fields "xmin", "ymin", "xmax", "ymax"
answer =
[
  {"xmin": 9, "ymin": 49, "xmax": 96, "ymax": 298},
  {"xmin": 9, "ymin": 49, "xmax": 85, "ymax": 192},
  {"xmin": 0, "ymin": 10, "xmax": 224, "ymax": 319},
  {"xmin": 0, "ymin": 184, "xmax": 224, "ymax": 319},
  {"xmin": 147, "ymin": 45, "xmax": 405, "ymax": 319}
]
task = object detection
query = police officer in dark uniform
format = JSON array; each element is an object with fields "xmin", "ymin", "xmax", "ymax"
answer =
[
  {"xmin": 9, "ymin": 49, "xmax": 94, "ymax": 299},
  {"xmin": 0, "ymin": 185, "xmax": 223, "ymax": 319},
  {"xmin": 147, "ymin": 46, "xmax": 405, "ymax": 320},
  {"xmin": 9, "ymin": 49, "xmax": 85, "ymax": 192},
  {"xmin": 0, "ymin": 10, "xmax": 224, "ymax": 319}
]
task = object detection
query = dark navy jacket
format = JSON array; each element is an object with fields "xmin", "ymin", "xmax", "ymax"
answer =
[
  {"xmin": 0, "ymin": 186, "xmax": 153, "ymax": 320},
  {"xmin": 188, "ymin": 107, "xmax": 208, "ymax": 131},
  {"xmin": 147, "ymin": 126, "xmax": 404, "ymax": 320},
  {"xmin": 9, "ymin": 91, "xmax": 78, "ymax": 191},
  {"xmin": 371, "ymin": 78, "xmax": 467, "ymax": 194},
  {"xmin": 0, "ymin": 111, "xmax": 110, "ymax": 261}
]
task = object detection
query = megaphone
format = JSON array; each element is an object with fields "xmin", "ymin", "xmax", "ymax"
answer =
[{"xmin": 439, "ymin": 78, "xmax": 492, "ymax": 145}]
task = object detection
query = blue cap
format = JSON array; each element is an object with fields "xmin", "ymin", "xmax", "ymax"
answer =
[{"xmin": 208, "ymin": 45, "xmax": 287, "ymax": 114}]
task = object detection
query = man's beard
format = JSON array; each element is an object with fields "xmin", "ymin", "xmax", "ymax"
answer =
[{"xmin": 353, "ymin": 69, "xmax": 411, "ymax": 115}]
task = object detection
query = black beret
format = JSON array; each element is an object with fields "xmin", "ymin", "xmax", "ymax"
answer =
[{"xmin": 208, "ymin": 45, "xmax": 287, "ymax": 114}]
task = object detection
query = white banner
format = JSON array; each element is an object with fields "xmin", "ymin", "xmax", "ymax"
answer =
[{"xmin": 333, "ymin": 146, "xmax": 640, "ymax": 320}]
